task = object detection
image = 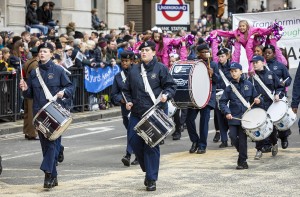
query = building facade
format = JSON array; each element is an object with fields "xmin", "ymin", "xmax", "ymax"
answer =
[{"xmin": 0, "ymin": 0, "xmax": 298, "ymax": 34}]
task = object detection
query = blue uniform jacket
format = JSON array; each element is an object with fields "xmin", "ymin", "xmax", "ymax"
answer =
[
  {"xmin": 266, "ymin": 58, "xmax": 292, "ymax": 88},
  {"xmin": 249, "ymin": 68, "xmax": 284, "ymax": 110},
  {"xmin": 292, "ymin": 62, "xmax": 300, "ymax": 108},
  {"xmin": 219, "ymin": 78, "xmax": 261, "ymax": 125},
  {"xmin": 123, "ymin": 57, "xmax": 177, "ymax": 118},
  {"xmin": 217, "ymin": 60, "xmax": 232, "ymax": 91},
  {"xmin": 24, "ymin": 60, "xmax": 73, "ymax": 116}
]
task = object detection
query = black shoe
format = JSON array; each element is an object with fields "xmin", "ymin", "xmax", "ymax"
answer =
[
  {"xmin": 44, "ymin": 173, "xmax": 55, "ymax": 189},
  {"xmin": 58, "ymin": 146, "xmax": 64, "ymax": 163},
  {"xmin": 144, "ymin": 178, "xmax": 148, "ymax": 186},
  {"xmin": 121, "ymin": 155, "xmax": 130, "ymax": 167},
  {"xmin": 131, "ymin": 158, "xmax": 139, "ymax": 165},
  {"xmin": 219, "ymin": 141, "xmax": 228, "ymax": 148},
  {"xmin": 146, "ymin": 180, "xmax": 156, "ymax": 191},
  {"xmin": 261, "ymin": 145, "xmax": 272, "ymax": 153},
  {"xmin": 196, "ymin": 149, "xmax": 206, "ymax": 154},
  {"xmin": 51, "ymin": 176, "xmax": 58, "ymax": 187},
  {"xmin": 0, "ymin": 156, "xmax": 2, "ymax": 175},
  {"xmin": 236, "ymin": 162, "xmax": 249, "ymax": 170},
  {"xmin": 213, "ymin": 132, "xmax": 220, "ymax": 142},
  {"xmin": 281, "ymin": 139, "xmax": 288, "ymax": 149},
  {"xmin": 172, "ymin": 133, "xmax": 181, "ymax": 140},
  {"xmin": 159, "ymin": 140, "xmax": 164, "ymax": 145},
  {"xmin": 271, "ymin": 144, "xmax": 278, "ymax": 156},
  {"xmin": 189, "ymin": 142, "xmax": 198, "ymax": 153}
]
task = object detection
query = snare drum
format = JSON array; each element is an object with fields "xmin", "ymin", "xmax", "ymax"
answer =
[
  {"xmin": 170, "ymin": 60, "xmax": 212, "ymax": 109},
  {"xmin": 33, "ymin": 101, "xmax": 73, "ymax": 141},
  {"xmin": 134, "ymin": 106, "xmax": 175, "ymax": 148},
  {"xmin": 267, "ymin": 100, "xmax": 297, "ymax": 131},
  {"xmin": 241, "ymin": 108, "xmax": 273, "ymax": 141}
]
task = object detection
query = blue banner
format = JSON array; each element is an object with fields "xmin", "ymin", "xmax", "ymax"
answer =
[{"xmin": 84, "ymin": 65, "xmax": 120, "ymax": 93}]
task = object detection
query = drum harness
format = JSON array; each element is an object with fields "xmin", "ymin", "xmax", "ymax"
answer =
[{"xmin": 251, "ymin": 73, "xmax": 274, "ymax": 100}]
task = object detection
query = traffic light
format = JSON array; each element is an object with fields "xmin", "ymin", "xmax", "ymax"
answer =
[
  {"xmin": 227, "ymin": 0, "xmax": 247, "ymax": 14},
  {"xmin": 206, "ymin": 0, "xmax": 226, "ymax": 18},
  {"xmin": 217, "ymin": 0, "xmax": 225, "ymax": 18}
]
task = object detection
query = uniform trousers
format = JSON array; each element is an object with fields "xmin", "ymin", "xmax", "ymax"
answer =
[
  {"xmin": 121, "ymin": 104, "xmax": 133, "ymax": 156},
  {"xmin": 128, "ymin": 115, "xmax": 160, "ymax": 181},
  {"xmin": 186, "ymin": 106, "xmax": 211, "ymax": 150},
  {"xmin": 214, "ymin": 107, "xmax": 229, "ymax": 142},
  {"xmin": 38, "ymin": 131, "xmax": 57, "ymax": 176},
  {"xmin": 229, "ymin": 125, "xmax": 248, "ymax": 163}
]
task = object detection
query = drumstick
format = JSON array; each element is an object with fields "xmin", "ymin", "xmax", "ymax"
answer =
[
  {"xmin": 232, "ymin": 117, "xmax": 251, "ymax": 122},
  {"xmin": 244, "ymin": 94, "xmax": 262, "ymax": 114},
  {"xmin": 121, "ymin": 92, "xmax": 128, "ymax": 104},
  {"xmin": 19, "ymin": 58, "xmax": 23, "ymax": 80}
]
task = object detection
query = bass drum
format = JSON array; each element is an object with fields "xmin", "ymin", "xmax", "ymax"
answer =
[{"xmin": 170, "ymin": 60, "xmax": 212, "ymax": 109}]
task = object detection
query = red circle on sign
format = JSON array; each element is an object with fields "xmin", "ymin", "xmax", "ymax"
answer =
[{"xmin": 162, "ymin": 0, "xmax": 184, "ymax": 21}]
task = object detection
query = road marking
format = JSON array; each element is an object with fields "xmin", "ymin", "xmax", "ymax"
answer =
[
  {"xmin": 110, "ymin": 135, "xmax": 127, "ymax": 140},
  {"xmin": 2, "ymin": 152, "xmax": 40, "ymax": 161},
  {"xmin": 64, "ymin": 126, "xmax": 114, "ymax": 139}
]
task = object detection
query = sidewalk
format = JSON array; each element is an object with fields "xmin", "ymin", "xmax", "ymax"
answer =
[{"xmin": 0, "ymin": 107, "xmax": 121, "ymax": 135}]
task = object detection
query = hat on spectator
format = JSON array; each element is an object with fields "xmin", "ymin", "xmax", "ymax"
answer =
[
  {"xmin": 65, "ymin": 45, "xmax": 73, "ymax": 51},
  {"xmin": 120, "ymin": 50, "xmax": 134, "ymax": 59},
  {"xmin": 230, "ymin": 62, "xmax": 242, "ymax": 70},
  {"xmin": 251, "ymin": 55, "xmax": 265, "ymax": 62},
  {"xmin": 38, "ymin": 42, "xmax": 54, "ymax": 52},
  {"xmin": 104, "ymin": 34, "xmax": 112, "ymax": 41},
  {"xmin": 217, "ymin": 48, "xmax": 229, "ymax": 56},
  {"xmin": 74, "ymin": 31, "xmax": 84, "ymax": 39},
  {"xmin": 30, "ymin": 47, "xmax": 38, "ymax": 54},
  {"xmin": 196, "ymin": 44, "xmax": 209, "ymax": 52},
  {"xmin": 98, "ymin": 40, "xmax": 107, "ymax": 48},
  {"xmin": 138, "ymin": 41, "xmax": 156, "ymax": 50}
]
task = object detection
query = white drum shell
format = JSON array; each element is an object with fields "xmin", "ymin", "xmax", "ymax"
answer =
[{"xmin": 241, "ymin": 108, "xmax": 273, "ymax": 141}]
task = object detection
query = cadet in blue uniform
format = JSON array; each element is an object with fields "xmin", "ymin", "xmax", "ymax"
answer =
[
  {"xmin": 19, "ymin": 42, "xmax": 73, "ymax": 189},
  {"xmin": 215, "ymin": 48, "xmax": 231, "ymax": 148},
  {"xmin": 186, "ymin": 44, "xmax": 220, "ymax": 154},
  {"xmin": 250, "ymin": 55, "xmax": 284, "ymax": 160},
  {"xmin": 219, "ymin": 62, "xmax": 262, "ymax": 169},
  {"xmin": 123, "ymin": 41, "xmax": 176, "ymax": 191},
  {"xmin": 111, "ymin": 50, "xmax": 138, "ymax": 167},
  {"xmin": 264, "ymin": 44, "xmax": 292, "ymax": 149},
  {"xmin": 291, "ymin": 61, "xmax": 300, "ymax": 132}
]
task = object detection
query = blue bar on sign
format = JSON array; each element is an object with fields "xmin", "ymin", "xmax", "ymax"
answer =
[{"xmin": 157, "ymin": 4, "xmax": 187, "ymax": 11}]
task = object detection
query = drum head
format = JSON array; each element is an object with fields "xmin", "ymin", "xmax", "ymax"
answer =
[
  {"xmin": 267, "ymin": 100, "xmax": 288, "ymax": 122},
  {"xmin": 242, "ymin": 108, "xmax": 266, "ymax": 129},
  {"xmin": 191, "ymin": 62, "xmax": 211, "ymax": 108}
]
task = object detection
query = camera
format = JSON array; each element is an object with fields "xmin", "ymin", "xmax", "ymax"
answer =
[{"xmin": 118, "ymin": 27, "xmax": 125, "ymax": 31}]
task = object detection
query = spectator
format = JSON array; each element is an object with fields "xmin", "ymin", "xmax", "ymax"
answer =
[
  {"xmin": 106, "ymin": 40, "xmax": 118, "ymax": 64},
  {"xmin": 26, "ymin": 0, "xmax": 48, "ymax": 35},
  {"xmin": 91, "ymin": 9, "xmax": 107, "ymax": 30},
  {"xmin": 9, "ymin": 40, "xmax": 26, "ymax": 70},
  {"xmin": 66, "ymin": 22, "xmax": 76, "ymax": 36},
  {"xmin": 71, "ymin": 38, "xmax": 83, "ymax": 67},
  {"xmin": 90, "ymin": 32, "xmax": 99, "ymax": 43},
  {"xmin": 36, "ymin": 2, "xmax": 56, "ymax": 27}
]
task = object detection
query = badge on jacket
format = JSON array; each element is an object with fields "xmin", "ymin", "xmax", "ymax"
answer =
[
  {"xmin": 151, "ymin": 73, "xmax": 157, "ymax": 79},
  {"xmin": 268, "ymin": 75, "xmax": 272, "ymax": 80},
  {"xmin": 48, "ymin": 73, "xmax": 54, "ymax": 79},
  {"xmin": 273, "ymin": 66, "xmax": 278, "ymax": 70},
  {"xmin": 244, "ymin": 85, "xmax": 249, "ymax": 91}
]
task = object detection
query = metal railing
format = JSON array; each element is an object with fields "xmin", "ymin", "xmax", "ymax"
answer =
[{"xmin": 0, "ymin": 67, "xmax": 113, "ymax": 121}]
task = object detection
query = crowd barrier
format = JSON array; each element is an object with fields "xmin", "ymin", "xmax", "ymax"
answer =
[{"xmin": 0, "ymin": 67, "xmax": 113, "ymax": 122}]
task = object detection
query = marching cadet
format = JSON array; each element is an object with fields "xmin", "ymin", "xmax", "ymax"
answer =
[
  {"xmin": 291, "ymin": 62, "xmax": 300, "ymax": 133},
  {"xmin": 111, "ymin": 50, "xmax": 138, "ymax": 167},
  {"xmin": 250, "ymin": 55, "xmax": 284, "ymax": 159},
  {"xmin": 219, "ymin": 62, "xmax": 262, "ymax": 170},
  {"xmin": 123, "ymin": 41, "xmax": 177, "ymax": 191},
  {"xmin": 186, "ymin": 44, "xmax": 220, "ymax": 154},
  {"xmin": 264, "ymin": 44, "xmax": 292, "ymax": 149},
  {"xmin": 215, "ymin": 48, "xmax": 231, "ymax": 148}
]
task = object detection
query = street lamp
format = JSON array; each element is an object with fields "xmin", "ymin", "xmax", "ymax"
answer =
[{"xmin": 203, "ymin": 0, "xmax": 208, "ymax": 7}]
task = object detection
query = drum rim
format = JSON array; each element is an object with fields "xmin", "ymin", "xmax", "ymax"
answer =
[
  {"xmin": 48, "ymin": 117, "xmax": 73, "ymax": 141},
  {"xmin": 267, "ymin": 100, "xmax": 289, "ymax": 122}
]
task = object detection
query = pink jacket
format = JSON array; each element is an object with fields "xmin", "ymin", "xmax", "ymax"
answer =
[
  {"xmin": 155, "ymin": 37, "xmax": 182, "ymax": 68},
  {"xmin": 211, "ymin": 27, "xmax": 271, "ymax": 64}
]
